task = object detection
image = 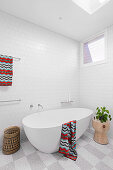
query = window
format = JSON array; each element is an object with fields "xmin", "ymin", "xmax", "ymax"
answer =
[{"xmin": 83, "ymin": 34, "xmax": 105, "ymax": 65}]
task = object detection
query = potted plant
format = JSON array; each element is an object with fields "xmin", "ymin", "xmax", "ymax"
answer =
[{"xmin": 92, "ymin": 107, "xmax": 112, "ymax": 144}]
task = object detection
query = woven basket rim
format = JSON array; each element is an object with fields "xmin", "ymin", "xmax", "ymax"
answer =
[
  {"xmin": 4, "ymin": 126, "xmax": 20, "ymax": 132},
  {"xmin": 4, "ymin": 126, "xmax": 20, "ymax": 137}
]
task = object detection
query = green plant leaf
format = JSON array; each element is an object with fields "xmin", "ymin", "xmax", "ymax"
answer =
[
  {"xmin": 95, "ymin": 107, "xmax": 111, "ymax": 122},
  {"xmin": 101, "ymin": 120, "xmax": 104, "ymax": 123},
  {"xmin": 96, "ymin": 116, "xmax": 99, "ymax": 120},
  {"xmin": 106, "ymin": 110, "xmax": 109, "ymax": 114},
  {"xmin": 96, "ymin": 107, "xmax": 99, "ymax": 110},
  {"xmin": 103, "ymin": 117, "xmax": 107, "ymax": 122},
  {"xmin": 104, "ymin": 114, "xmax": 108, "ymax": 118}
]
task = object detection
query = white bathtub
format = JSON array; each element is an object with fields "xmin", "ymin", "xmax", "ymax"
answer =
[{"xmin": 22, "ymin": 108, "xmax": 93, "ymax": 153}]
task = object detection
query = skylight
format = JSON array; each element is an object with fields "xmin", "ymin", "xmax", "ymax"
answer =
[{"xmin": 72, "ymin": 0, "xmax": 111, "ymax": 14}]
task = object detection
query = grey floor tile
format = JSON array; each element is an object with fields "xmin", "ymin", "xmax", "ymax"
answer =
[
  {"xmin": 95, "ymin": 161, "xmax": 113, "ymax": 170},
  {"xmin": 87, "ymin": 128, "xmax": 94, "ymax": 135},
  {"xmin": 102, "ymin": 156, "xmax": 113, "ymax": 169},
  {"xmin": 107, "ymin": 143, "xmax": 113, "ymax": 150},
  {"xmin": 77, "ymin": 147, "xmax": 100, "ymax": 166},
  {"xmin": 52, "ymin": 152, "xmax": 71, "ymax": 162},
  {"xmin": 27, "ymin": 152, "xmax": 46, "ymax": 170},
  {"xmin": 37, "ymin": 151, "xmax": 57, "ymax": 167},
  {"xmin": 109, "ymin": 138, "xmax": 113, "ymax": 145},
  {"xmin": 84, "ymin": 131, "xmax": 94, "ymax": 139},
  {"xmin": 84, "ymin": 144, "xmax": 105, "ymax": 159},
  {"xmin": 20, "ymin": 130, "xmax": 28, "ymax": 143},
  {"xmin": 12, "ymin": 147, "xmax": 25, "ymax": 161},
  {"xmin": 52, "ymin": 152, "xmax": 64, "ymax": 160},
  {"xmin": 109, "ymin": 151, "xmax": 113, "ymax": 158},
  {"xmin": 58, "ymin": 159, "xmax": 80, "ymax": 170},
  {"xmin": 76, "ymin": 154, "xmax": 93, "ymax": 170},
  {"xmin": 80, "ymin": 134, "xmax": 92, "ymax": 143},
  {"xmin": 47, "ymin": 162, "xmax": 64, "ymax": 170},
  {"xmin": 14, "ymin": 156, "xmax": 31, "ymax": 170},
  {"xmin": 89, "ymin": 140, "xmax": 111, "ymax": 154},
  {"xmin": 77, "ymin": 137, "xmax": 88, "ymax": 146},
  {"xmin": 21, "ymin": 141, "xmax": 36, "ymax": 156},
  {"xmin": 0, "ymin": 162, "xmax": 15, "ymax": 170},
  {"xmin": 91, "ymin": 168, "xmax": 98, "ymax": 170},
  {"xmin": 0, "ymin": 151, "xmax": 13, "ymax": 168}
]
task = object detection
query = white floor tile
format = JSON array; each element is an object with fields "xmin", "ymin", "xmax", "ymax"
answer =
[
  {"xmin": 21, "ymin": 141, "xmax": 36, "ymax": 156},
  {"xmin": 14, "ymin": 157, "xmax": 31, "ymax": 170},
  {"xmin": 0, "ymin": 151, "xmax": 13, "ymax": 167},
  {"xmin": 84, "ymin": 131, "xmax": 94, "ymax": 139},
  {"xmin": 58, "ymin": 159, "xmax": 80, "ymax": 170},
  {"xmin": 78, "ymin": 138, "xmax": 88, "ymax": 146},
  {"xmin": 89, "ymin": 140, "xmax": 111, "ymax": 154},
  {"xmin": 109, "ymin": 138, "xmax": 113, "ymax": 145},
  {"xmin": 91, "ymin": 167, "xmax": 98, "ymax": 170},
  {"xmin": 78, "ymin": 147, "xmax": 99, "ymax": 166},
  {"xmin": 37, "ymin": 151, "xmax": 57, "ymax": 166},
  {"xmin": 102, "ymin": 156, "xmax": 113, "ymax": 169}
]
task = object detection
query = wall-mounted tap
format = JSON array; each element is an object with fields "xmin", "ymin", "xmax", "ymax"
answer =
[
  {"xmin": 38, "ymin": 104, "xmax": 43, "ymax": 110},
  {"xmin": 30, "ymin": 104, "xmax": 34, "ymax": 108}
]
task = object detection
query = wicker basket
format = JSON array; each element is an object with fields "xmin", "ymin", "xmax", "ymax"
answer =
[{"xmin": 2, "ymin": 126, "xmax": 20, "ymax": 155}]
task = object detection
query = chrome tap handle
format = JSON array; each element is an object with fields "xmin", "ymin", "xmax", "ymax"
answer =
[{"xmin": 38, "ymin": 104, "xmax": 43, "ymax": 109}]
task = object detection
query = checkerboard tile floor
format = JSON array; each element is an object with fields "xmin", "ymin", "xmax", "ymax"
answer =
[{"xmin": 0, "ymin": 129, "xmax": 113, "ymax": 170}]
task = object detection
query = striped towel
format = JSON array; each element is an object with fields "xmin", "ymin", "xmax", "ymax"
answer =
[
  {"xmin": 59, "ymin": 120, "xmax": 77, "ymax": 161},
  {"xmin": 0, "ymin": 55, "xmax": 13, "ymax": 86}
]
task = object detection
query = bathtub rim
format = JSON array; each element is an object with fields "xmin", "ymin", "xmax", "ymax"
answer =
[{"xmin": 22, "ymin": 107, "xmax": 93, "ymax": 129}]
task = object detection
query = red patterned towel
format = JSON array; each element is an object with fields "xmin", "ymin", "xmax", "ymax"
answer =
[
  {"xmin": 0, "ymin": 55, "xmax": 13, "ymax": 86},
  {"xmin": 59, "ymin": 120, "xmax": 77, "ymax": 161}
]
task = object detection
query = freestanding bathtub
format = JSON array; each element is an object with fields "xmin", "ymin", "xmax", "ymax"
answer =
[{"xmin": 22, "ymin": 108, "xmax": 93, "ymax": 153}]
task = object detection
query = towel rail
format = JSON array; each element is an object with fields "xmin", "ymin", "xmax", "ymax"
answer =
[
  {"xmin": 12, "ymin": 57, "xmax": 21, "ymax": 61},
  {"xmin": 0, "ymin": 99, "xmax": 21, "ymax": 103},
  {"xmin": 0, "ymin": 54, "xmax": 21, "ymax": 61}
]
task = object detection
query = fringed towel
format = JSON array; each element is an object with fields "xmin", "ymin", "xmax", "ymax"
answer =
[
  {"xmin": 0, "ymin": 55, "xmax": 13, "ymax": 86},
  {"xmin": 59, "ymin": 120, "xmax": 77, "ymax": 161}
]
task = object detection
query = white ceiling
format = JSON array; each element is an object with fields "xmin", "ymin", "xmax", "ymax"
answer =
[{"xmin": 0, "ymin": 0, "xmax": 113, "ymax": 41}]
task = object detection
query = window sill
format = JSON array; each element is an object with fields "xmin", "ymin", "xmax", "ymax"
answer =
[{"xmin": 80, "ymin": 59, "xmax": 107, "ymax": 68}]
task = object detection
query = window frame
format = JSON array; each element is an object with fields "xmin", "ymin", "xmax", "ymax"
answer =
[{"xmin": 81, "ymin": 31, "xmax": 107, "ymax": 67}]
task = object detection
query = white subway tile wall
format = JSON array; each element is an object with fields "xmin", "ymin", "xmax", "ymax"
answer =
[
  {"xmin": 80, "ymin": 26, "xmax": 113, "ymax": 138},
  {"xmin": 0, "ymin": 11, "xmax": 80, "ymax": 147}
]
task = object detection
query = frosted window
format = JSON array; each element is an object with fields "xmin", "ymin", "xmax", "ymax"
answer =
[{"xmin": 83, "ymin": 35, "xmax": 105, "ymax": 64}]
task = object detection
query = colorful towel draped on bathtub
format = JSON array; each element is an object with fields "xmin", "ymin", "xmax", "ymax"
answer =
[
  {"xmin": 59, "ymin": 120, "xmax": 77, "ymax": 161},
  {"xmin": 0, "ymin": 55, "xmax": 13, "ymax": 86}
]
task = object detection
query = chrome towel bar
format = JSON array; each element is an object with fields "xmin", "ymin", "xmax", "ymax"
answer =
[
  {"xmin": 12, "ymin": 57, "xmax": 21, "ymax": 61},
  {"xmin": 0, "ymin": 99, "xmax": 21, "ymax": 103},
  {"xmin": 0, "ymin": 54, "xmax": 21, "ymax": 61}
]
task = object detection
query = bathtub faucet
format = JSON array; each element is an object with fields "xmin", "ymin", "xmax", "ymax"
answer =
[{"xmin": 38, "ymin": 104, "xmax": 43, "ymax": 110}]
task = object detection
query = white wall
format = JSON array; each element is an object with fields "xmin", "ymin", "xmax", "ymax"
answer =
[
  {"xmin": 0, "ymin": 11, "xmax": 80, "ymax": 147},
  {"xmin": 80, "ymin": 26, "xmax": 113, "ymax": 138}
]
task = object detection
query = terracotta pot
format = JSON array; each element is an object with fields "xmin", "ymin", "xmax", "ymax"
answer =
[{"xmin": 92, "ymin": 119, "xmax": 110, "ymax": 145}]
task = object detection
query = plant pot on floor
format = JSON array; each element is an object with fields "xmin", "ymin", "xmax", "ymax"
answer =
[{"xmin": 92, "ymin": 119, "xmax": 110, "ymax": 145}]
